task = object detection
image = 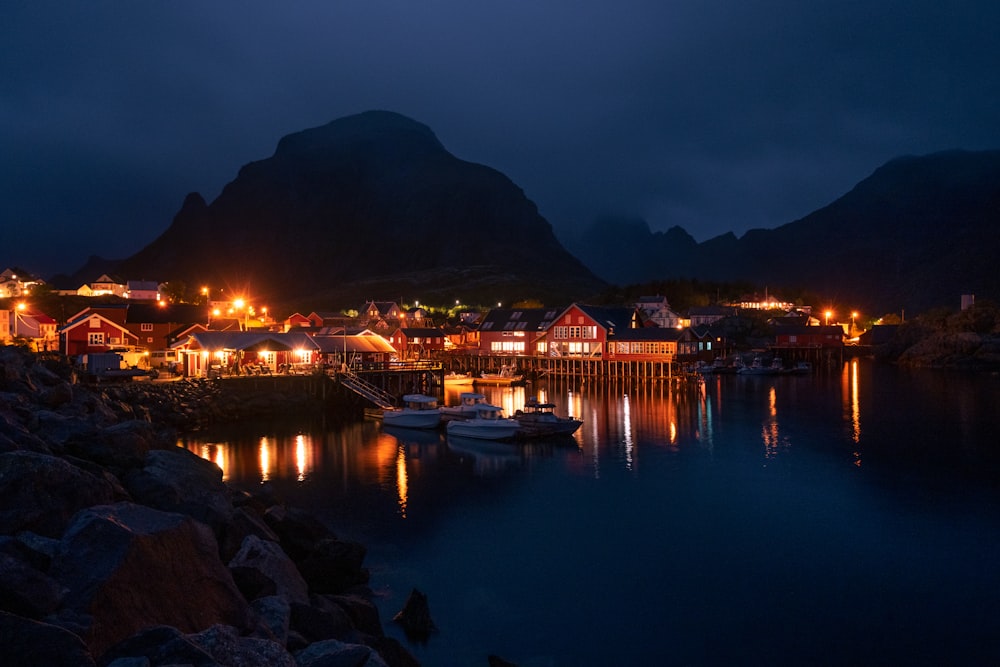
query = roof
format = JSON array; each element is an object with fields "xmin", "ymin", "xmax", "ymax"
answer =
[
  {"xmin": 173, "ymin": 331, "xmax": 320, "ymax": 352},
  {"xmin": 569, "ymin": 304, "xmax": 637, "ymax": 331},
  {"xmin": 478, "ymin": 307, "xmax": 562, "ymax": 333},
  {"xmin": 398, "ymin": 327, "xmax": 444, "ymax": 337}
]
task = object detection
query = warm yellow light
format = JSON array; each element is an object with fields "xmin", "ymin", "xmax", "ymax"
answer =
[
  {"xmin": 212, "ymin": 308, "xmax": 221, "ymax": 317},
  {"xmin": 16, "ymin": 302, "xmax": 26, "ymax": 311},
  {"xmin": 233, "ymin": 298, "xmax": 245, "ymax": 310},
  {"xmin": 201, "ymin": 286, "xmax": 208, "ymax": 295}
]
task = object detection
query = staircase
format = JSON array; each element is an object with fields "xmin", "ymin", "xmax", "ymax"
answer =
[{"xmin": 338, "ymin": 369, "xmax": 397, "ymax": 409}]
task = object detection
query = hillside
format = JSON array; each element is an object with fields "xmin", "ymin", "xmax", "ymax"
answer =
[
  {"xmin": 107, "ymin": 111, "xmax": 605, "ymax": 309},
  {"xmin": 566, "ymin": 150, "xmax": 1000, "ymax": 314}
]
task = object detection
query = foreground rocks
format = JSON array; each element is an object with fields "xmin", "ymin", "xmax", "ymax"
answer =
[{"xmin": 0, "ymin": 346, "xmax": 419, "ymax": 666}]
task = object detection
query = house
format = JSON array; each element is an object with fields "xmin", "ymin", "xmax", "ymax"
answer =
[
  {"xmin": 0, "ymin": 268, "xmax": 43, "ymax": 299},
  {"xmin": 477, "ymin": 307, "xmax": 561, "ymax": 356},
  {"xmin": 635, "ymin": 295, "xmax": 682, "ymax": 329},
  {"xmin": 60, "ymin": 312, "xmax": 139, "ymax": 357},
  {"xmin": 1, "ymin": 307, "xmax": 58, "ymax": 351},
  {"xmin": 359, "ymin": 301, "xmax": 402, "ymax": 326},
  {"xmin": 688, "ymin": 305, "xmax": 737, "ymax": 328},
  {"xmin": 540, "ymin": 304, "xmax": 640, "ymax": 358},
  {"xmin": 125, "ymin": 280, "xmax": 161, "ymax": 301},
  {"xmin": 283, "ymin": 312, "xmax": 312, "ymax": 330},
  {"xmin": 388, "ymin": 327, "xmax": 445, "ymax": 360},
  {"xmin": 122, "ymin": 303, "xmax": 210, "ymax": 352},
  {"xmin": 66, "ymin": 304, "xmax": 208, "ymax": 354},
  {"xmin": 89, "ymin": 274, "xmax": 127, "ymax": 297},
  {"xmin": 772, "ymin": 325, "xmax": 844, "ymax": 349},
  {"xmin": 607, "ymin": 326, "xmax": 685, "ymax": 362}
]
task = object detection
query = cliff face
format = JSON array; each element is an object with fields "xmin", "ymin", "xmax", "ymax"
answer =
[
  {"xmin": 116, "ymin": 110, "xmax": 605, "ymax": 307},
  {"xmin": 567, "ymin": 150, "xmax": 1000, "ymax": 314}
]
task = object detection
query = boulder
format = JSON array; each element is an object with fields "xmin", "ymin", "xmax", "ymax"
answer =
[
  {"xmin": 0, "ymin": 611, "xmax": 96, "ymax": 667},
  {"xmin": 123, "ymin": 447, "xmax": 233, "ymax": 534},
  {"xmin": 187, "ymin": 623, "xmax": 295, "ymax": 666},
  {"xmin": 49, "ymin": 502, "xmax": 250, "ymax": 657},
  {"xmin": 0, "ymin": 450, "xmax": 116, "ymax": 538},
  {"xmin": 294, "ymin": 638, "xmax": 390, "ymax": 667},
  {"xmin": 392, "ymin": 588, "xmax": 437, "ymax": 642},
  {"xmin": 97, "ymin": 625, "xmax": 216, "ymax": 666},
  {"xmin": 0, "ymin": 551, "xmax": 63, "ymax": 618},
  {"xmin": 297, "ymin": 537, "xmax": 370, "ymax": 594},
  {"xmin": 228, "ymin": 534, "xmax": 310, "ymax": 606},
  {"xmin": 63, "ymin": 420, "xmax": 159, "ymax": 472},
  {"xmin": 250, "ymin": 594, "xmax": 291, "ymax": 646}
]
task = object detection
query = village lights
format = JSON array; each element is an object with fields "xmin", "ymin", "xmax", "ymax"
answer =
[{"xmin": 825, "ymin": 310, "xmax": 833, "ymax": 326}]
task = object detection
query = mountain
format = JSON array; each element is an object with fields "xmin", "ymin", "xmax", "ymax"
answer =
[
  {"xmin": 566, "ymin": 150, "xmax": 1000, "ymax": 314},
  {"xmin": 109, "ymin": 110, "xmax": 605, "ymax": 310}
]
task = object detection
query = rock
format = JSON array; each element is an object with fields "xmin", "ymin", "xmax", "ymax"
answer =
[
  {"xmin": 0, "ymin": 551, "xmax": 63, "ymax": 618},
  {"xmin": 187, "ymin": 623, "xmax": 295, "ymax": 666},
  {"xmin": 294, "ymin": 638, "xmax": 390, "ymax": 667},
  {"xmin": 229, "ymin": 534, "xmax": 310, "ymax": 606},
  {"xmin": 264, "ymin": 504, "xmax": 338, "ymax": 561},
  {"xmin": 63, "ymin": 420, "xmax": 159, "ymax": 472},
  {"xmin": 329, "ymin": 594, "xmax": 383, "ymax": 637},
  {"xmin": 392, "ymin": 588, "xmax": 437, "ymax": 642},
  {"xmin": 123, "ymin": 447, "xmax": 233, "ymax": 535},
  {"xmin": 0, "ymin": 450, "xmax": 116, "ymax": 537},
  {"xmin": 289, "ymin": 599, "xmax": 356, "ymax": 644},
  {"xmin": 296, "ymin": 537, "xmax": 370, "ymax": 594},
  {"xmin": 250, "ymin": 595, "xmax": 291, "ymax": 645},
  {"xmin": 218, "ymin": 504, "xmax": 281, "ymax": 562},
  {"xmin": 97, "ymin": 625, "xmax": 216, "ymax": 666},
  {"xmin": 49, "ymin": 502, "xmax": 250, "ymax": 657},
  {"xmin": 0, "ymin": 611, "xmax": 97, "ymax": 667}
]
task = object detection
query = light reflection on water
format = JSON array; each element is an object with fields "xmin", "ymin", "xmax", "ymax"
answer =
[{"xmin": 180, "ymin": 360, "xmax": 1000, "ymax": 665}]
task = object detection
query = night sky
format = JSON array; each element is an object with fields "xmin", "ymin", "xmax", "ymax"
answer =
[{"xmin": 3, "ymin": 1, "xmax": 999, "ymax": 278}]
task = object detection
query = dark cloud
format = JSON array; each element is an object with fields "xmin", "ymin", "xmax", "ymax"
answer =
[{"xmin": 3, "ymin": 1, "xmax": 999, "ymax": 277}]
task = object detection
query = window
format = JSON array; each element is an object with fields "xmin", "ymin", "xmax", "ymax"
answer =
[
  {"xmin": 88, "ymin": 332, "xmax": 105, "ymax": 345},
  {"xmin": 553, "ymin": 326, "xmax": 568, "ymax": 339},
  {"xmin": 89, "ymin": 317, "xmax": 100, "ymax": 328},
  {"xmin": 582, "ymin": 326, "xmax": 597, "ymax": 339},
  {"xmin": 140, "ymin": 323, "xmax": 153, "ymax": 332}
]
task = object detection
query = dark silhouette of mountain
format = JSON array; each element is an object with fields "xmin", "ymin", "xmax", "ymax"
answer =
[
  {"xmin": 105, "ymin": 110, "xmax": 605, "ymax": 309},
  {"xmin": 567, "ymin": 150, "xmax": 1000, "ymax": 314}
]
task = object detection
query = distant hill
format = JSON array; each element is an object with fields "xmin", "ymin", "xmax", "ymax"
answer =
[
  {"xmin": 566, "ymin": 150, "xmax": 1000, "ymax": 315},
  {"xmin": 99, "ymin": 110, "xmax": 605, "ymax": 310}
]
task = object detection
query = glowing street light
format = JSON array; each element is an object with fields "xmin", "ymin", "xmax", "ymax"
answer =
[{"xmin": 824, "ymin": 310, "xmax": 833, "ymax": 326}]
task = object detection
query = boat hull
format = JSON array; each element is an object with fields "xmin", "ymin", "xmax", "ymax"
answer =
[
  {"xmin": 446, "ymin": 419, "xmax": 520, "ymax": 441},
  {"xmin": 382, "ymin": 410, "xmax": 441, "ymax": 429}
]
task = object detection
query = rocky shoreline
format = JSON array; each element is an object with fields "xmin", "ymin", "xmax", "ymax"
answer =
[{"xmin": 0, "ymin": 346, "xmax": 440, "ymax": 666}]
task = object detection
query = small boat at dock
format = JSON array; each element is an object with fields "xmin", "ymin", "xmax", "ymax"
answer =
[
  {"xmin": 380, "ymin": 394, "xmax": 442, "ymax": 429},
  {"xmin": 443, "ymin": 371, "xmax": 474, "ymax": 385},
  {"xmin": 439, "ymin": 392, "xmax": 495, "ymax": 422},
  {"xmin": 513, "ymin": 397, "xmax": 583, "ymax": 438},
  {"xmin": 445, "ymin": 404, "xmax": 521, "ymax": 440},
  {"xmin": 474, "ymin": 364, "xmax": 525, "ymax": 386}
]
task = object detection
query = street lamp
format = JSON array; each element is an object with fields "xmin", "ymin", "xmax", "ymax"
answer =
[
  {"xmin": 824, "ymin": 310, "xmax": 833, "ymax": 326},
  {"xmin": 851, "ymin": 311, "xmax": 859, "ymax": 335}
]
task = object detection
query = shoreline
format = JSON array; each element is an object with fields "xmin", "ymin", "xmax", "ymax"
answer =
[{"xmin": 0, "ymin": 346, "xmax": 435, "ymax": 666}]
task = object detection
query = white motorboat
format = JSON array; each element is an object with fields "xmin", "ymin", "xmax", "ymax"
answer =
[
  {"xmin": 445, "ymin": 405, "xmax": 521, "ymax": 440},
  {"xmin": 381, "ymin": 394, "xmax": 441, "ymax": 429},
  {"xmin": 439, "ymin": 392, "xmax": 493, "ymax": 421}
]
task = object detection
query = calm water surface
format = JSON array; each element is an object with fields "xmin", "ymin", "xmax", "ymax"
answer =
[{"xmin": 182, "ymin": 360, "xmax": 1000, "ymax": 666}]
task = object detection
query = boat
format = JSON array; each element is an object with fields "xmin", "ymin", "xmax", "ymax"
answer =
[
  {"xmin": 380, "ymin": 394, "xmax": 441, "ymax": 429},
  {"xmin": 737, "ymin": 356, "xmax": 780, "ymax": 375},
  {"xmin": 445, "ymin": 404, "xmax": 521, "ymax": 440},
  {"xmin": 474, "ymin": 363, "xmax": 526, "ymax": 386},
  {"xmin": 784, "ymin": 361, "xmax": 813, "ymax": 375},
  {"xmin": 443, "ymin": 371, "xmax": 474, "ymax": 385},
  {"xmin": 439, "ymin": 392, "xmax": 494, "ymax": 421},
  {"xmin": 513, "ymin": 397, "xmax": 583, "ymax": 438}
]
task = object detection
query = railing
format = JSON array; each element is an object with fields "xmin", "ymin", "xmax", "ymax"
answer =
[{"xmin": 337, "ymin": 368, "xmax": 397, "ymax": 409}]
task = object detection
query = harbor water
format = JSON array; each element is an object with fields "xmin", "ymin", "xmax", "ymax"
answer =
[{"xmin": 182, "ymin": 359, "xmax": 1000, "ymax": 666}]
